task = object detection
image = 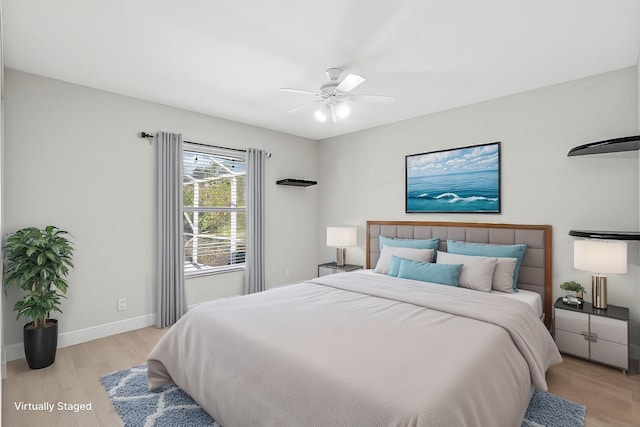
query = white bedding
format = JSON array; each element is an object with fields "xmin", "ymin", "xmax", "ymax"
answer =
[
  {"xmin": 363, "ymin": 269, "xmax": 544, "ymax": 318},
  {"xmin": 494, "ymin": 288, "xmax": 543, "ymax": 318},
  {"xmin": 148, "ymin": 271, "xmax": 561, "ymax": 427}
]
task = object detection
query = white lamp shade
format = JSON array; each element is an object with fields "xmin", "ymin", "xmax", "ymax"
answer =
[
  {"xmin": 326, "ymin": 227, "xmax": 357, "ymax": 247},
  {"xmin": 574, "ymin": 239, "xmax": 627, "ymax": 274}
]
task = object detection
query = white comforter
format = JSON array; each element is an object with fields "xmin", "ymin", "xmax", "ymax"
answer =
[{"xmin": 148, "ymin": 271, "xmax": 561, "ymax": 427}]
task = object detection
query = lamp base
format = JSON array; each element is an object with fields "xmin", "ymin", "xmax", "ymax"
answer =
[
  {"xmin": 336, "ymin": 248, "xmax": 346, "ymax": 267},
  {"xmin": 592, "ymin": 274, "xmax": 607, "ymax": 309}
]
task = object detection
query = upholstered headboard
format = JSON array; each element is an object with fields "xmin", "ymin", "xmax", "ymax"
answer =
[{"xmin": 366, "ymin": 221, "xmax": 553, "ymax": 327}]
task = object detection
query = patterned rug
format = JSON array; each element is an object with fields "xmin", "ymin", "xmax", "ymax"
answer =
[{"xmin": 101, "ymin": 364, "xmax": 585, "ymax": 427}]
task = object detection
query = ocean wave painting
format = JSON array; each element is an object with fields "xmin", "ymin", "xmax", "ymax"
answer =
[{"xmin": 406, "ymin": 142, "xmax": 500, "ymax": 213}]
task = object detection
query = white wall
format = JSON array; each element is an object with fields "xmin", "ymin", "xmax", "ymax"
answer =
[
  {"xmin": 318, "ymin": 66, "xmax": 640, "ymax": 354},
  {"xmin": 2, "ymin": 70, "xmax": 318, "ymax": 355}
]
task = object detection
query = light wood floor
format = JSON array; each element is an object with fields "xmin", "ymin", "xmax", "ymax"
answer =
[
  {"xmin": 2, "ymin": 327, "xmax": 167, "ymax": 427},
  {"xmin": 2, "ymin": 327, "xmax": 639, "ymax": 426},
  {"xmin": 546, "ymin": 356, "xmax": 640, "ymax": 426}
]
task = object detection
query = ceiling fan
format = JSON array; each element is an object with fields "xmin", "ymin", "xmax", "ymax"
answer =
[{"xmin": 279, "ymin": 68, "xmax": 395, "ymax": 123}]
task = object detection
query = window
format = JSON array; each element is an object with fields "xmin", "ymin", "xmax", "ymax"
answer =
[{"xmin": 183, "ymin": 144, "xmax": 246, "ymax": 276}]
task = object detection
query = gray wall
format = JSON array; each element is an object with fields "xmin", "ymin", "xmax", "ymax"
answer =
[
  {"xmin": 2, "ymin": 70, "xmax": 318, "ymax": 352},
  {"xmin": 317, "ymin": 66, "xmax": 640, "ymax": 355}
]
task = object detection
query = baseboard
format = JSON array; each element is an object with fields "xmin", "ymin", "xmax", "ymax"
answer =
[{"xmin": 5, "ymin": 313, "xmax": 156, "ymax": 363}]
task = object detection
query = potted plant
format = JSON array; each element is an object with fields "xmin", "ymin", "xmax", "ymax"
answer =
[
  {"xmin": 3, "ymin": 226, "xmax": 74, "ymax": 369},
  {"xmin": 560, "ymin": 280, "xmax": 586, "ymax": 299}
]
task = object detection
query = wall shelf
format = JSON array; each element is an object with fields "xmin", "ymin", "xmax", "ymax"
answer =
[
  {"xmin": 276, "ymin": 178, "xmax": 317, "ymax": 187},
  {"xmin": 569, "ymin": 230, "xmax": 640, "ymax": 241},
  {"xmin": 567, "ymin": 135, "xmax": 640, "ymax": 157},
  {"xmin": 568, "ymin": 137, "xmax": 640, "ymax": 240}
]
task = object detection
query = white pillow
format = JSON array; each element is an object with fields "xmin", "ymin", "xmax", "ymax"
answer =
[
  {"xmin": 436, "ymin": 251, "xmax": 498, "ymax": 292},
  {"xmin": 492, "ymin": 257, "xmax": 518, "ymax": 293},
  {"xmin": 374, "ymin": 246, "xmax": 435, "ymax": 275}
]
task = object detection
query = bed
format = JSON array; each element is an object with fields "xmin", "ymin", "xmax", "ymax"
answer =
[{"xmin": 148, "ymin": 221, "xmax": 561, "ymax": 427}]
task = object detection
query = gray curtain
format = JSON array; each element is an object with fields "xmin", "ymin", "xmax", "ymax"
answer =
[
  {"xmin": 244, "ymin": 148, "xmax": 266, "ymax": 294},
  {"xmin": 156, "ymin": 131, "xmax": 187, "ymax": 327}
]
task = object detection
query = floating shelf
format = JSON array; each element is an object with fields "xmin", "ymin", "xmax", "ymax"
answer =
[
  {"xmin": 276, "ymin": 178, "xmax": 317, "ymax": 187},
  {"xmin": 569, "ymin": 230, "xmax": 640, "ymax": 241},
  {"xmin": 568, "ymin": 136, "xmax": 640, "ymax": 241},
  {"xmin": 567, "ymin": 135, "xmax": 640, "ymax": 157}
]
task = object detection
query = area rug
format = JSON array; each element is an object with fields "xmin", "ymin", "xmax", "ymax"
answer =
[{"xmin": 101, "ymin": 364, "xmax": 586, "ymax": 427}]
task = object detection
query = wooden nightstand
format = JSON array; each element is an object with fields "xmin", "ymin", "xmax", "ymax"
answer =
[
  {"xmin": 318, "ymin": 262, "xmax": 363, "ymax": 277},
  {"xmin": 553, "ymin": 297, "xmax": 629, "ymax": 373}
]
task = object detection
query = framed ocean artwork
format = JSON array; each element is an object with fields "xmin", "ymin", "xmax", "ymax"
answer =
[{"xmin": 405, "ymin": 142, "xmax": 501, "ymax": 213}]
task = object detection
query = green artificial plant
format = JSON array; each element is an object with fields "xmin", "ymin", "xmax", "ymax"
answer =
[
  {"xmin": 560, "ymin": 280, "xmax": 586, "ymax": 294},
  {"xmin": 3, "ymin": 226, "xmax": 75, "ymax": 329}
]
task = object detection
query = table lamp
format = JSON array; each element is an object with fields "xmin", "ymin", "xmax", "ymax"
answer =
[
  {"xmin": 326, "ymin": 227, "xmax": 357, "ymax": 267},
  {"xmin": 573, "ymin": 239, "xmax": 627, "ymax": 309}
]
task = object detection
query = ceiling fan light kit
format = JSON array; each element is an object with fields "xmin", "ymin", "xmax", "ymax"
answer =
[
  {"xmin": 314, "ymin": 108, "xmax": 328, "ymax": 122},
  {"xmin": 280, "ymin": 68, "xmax": 395, "ymax": 123},
  {"xmin": 335, "ymin": 102, "xmax": 350, "ymax": 119}
]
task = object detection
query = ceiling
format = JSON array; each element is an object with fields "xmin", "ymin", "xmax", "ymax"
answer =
[{"xmin": 3, "ymin": 1, "xmax": 640, "ymax": 141}]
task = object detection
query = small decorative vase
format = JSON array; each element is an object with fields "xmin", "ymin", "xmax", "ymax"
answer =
[{"xmin": 564, "ymin": 291, "xmax": 581, "ymax": 306}]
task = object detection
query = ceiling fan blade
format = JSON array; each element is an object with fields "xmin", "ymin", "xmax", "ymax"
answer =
[
  {"xmin": 336, "ymin": 74, "xmax": 365, "ymax": 93},
  {"xmin": 349, "ymin": 94, "xmax": 395, "ymax": 104},
  {"xmin": 279, "ymin": 88, "xmax": 322, "ymax": 96},
  {"xmin": 286, "ymin": 100, "xmax": 323, "ymax": 114}
]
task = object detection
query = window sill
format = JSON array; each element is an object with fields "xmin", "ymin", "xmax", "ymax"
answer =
[{"xmin": 185, "ymin": 264, "xmax": 245, "ymax": 279}]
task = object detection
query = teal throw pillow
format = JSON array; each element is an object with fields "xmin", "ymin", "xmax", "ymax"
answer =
[
  {"xmin": 397, "ymin": 258, "xmax": 463, "ymax": 286},
  {"xmin": 379, "ymin": 236, "xmax": 440, "ymax": 253},
  {"xmin": 388, "ymin": 255, "xmax": 404, "ymax": 277}
]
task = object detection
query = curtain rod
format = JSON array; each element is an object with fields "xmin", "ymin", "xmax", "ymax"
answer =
[{"xmin": 139, "ymin": 131, "xmax": 271, "ymax": 156}]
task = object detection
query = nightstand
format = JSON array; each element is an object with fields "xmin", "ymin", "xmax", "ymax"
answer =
[
  {"xmin": 553, "ymin": 297, "xmax": 629, "ymax": 373},
  {"xmin": 318, "ymin": 262, "xmax": 363, "ymax": 277}
]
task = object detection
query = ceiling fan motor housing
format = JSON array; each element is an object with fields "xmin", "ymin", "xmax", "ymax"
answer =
[
  {"xmin": 320, "ymin": 68, "xmax": 348, "ymax": 101},
  {"xmin": 320, "ymin": 82, "xmax": 339, "ymax": 97}
]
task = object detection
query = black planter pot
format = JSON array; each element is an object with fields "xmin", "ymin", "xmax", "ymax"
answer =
[{"xmin": 23, "ymin": 319, "xmax": 58, "ymax": 369}]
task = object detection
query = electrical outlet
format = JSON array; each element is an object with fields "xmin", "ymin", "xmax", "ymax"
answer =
[{"xmin": 117, "ymin": 298, "xmax": 127, "ymax": 312}]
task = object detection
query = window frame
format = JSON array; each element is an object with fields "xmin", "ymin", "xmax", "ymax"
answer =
[{"xmin": 182, "ymin": 143, "xmax": 247, "ymax": 278}]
